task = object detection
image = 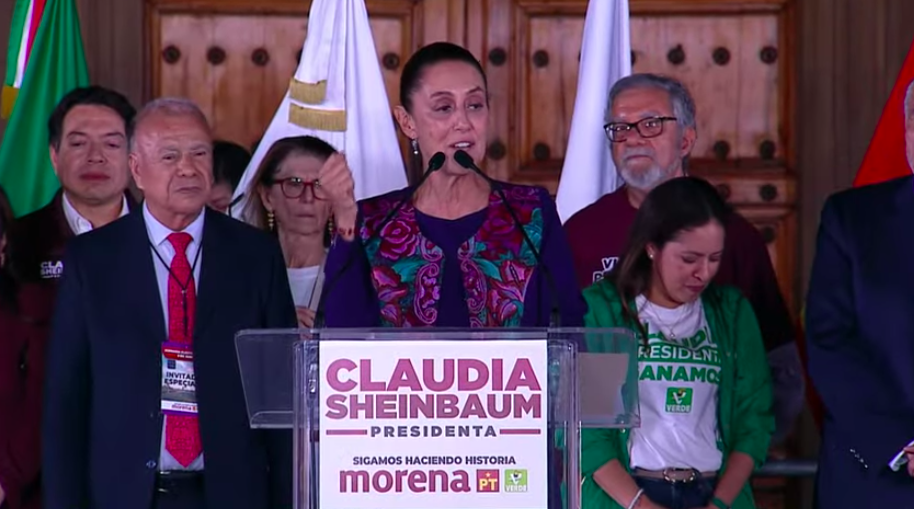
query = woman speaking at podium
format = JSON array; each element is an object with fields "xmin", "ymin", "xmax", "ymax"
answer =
[
  {"xmin": 320, "ymin": 42, "xmax": 586, "ymax": 329},
  {"xmin": 579, "ymin": 177, "xmax": 773, "ymax": 509}
]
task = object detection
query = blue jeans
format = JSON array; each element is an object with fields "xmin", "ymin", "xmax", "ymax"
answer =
[{"xmin": 633, "ymin": 476, "xmax": 717, "ymax": 509}]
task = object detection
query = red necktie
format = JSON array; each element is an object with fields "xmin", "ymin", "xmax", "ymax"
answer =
[{"xmin": 164, "ymin": 232, "xmax": 202, "ymax": 467}]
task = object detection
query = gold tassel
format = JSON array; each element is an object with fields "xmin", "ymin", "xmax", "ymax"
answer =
[
  {"xmin": 290, "ymin": 78, "xmax": 327, "ymax": 104},
  {"xmin": 289, "ymin": 104, "xmax": 346, "ymax": 132},
  {"xmin": 1, "ymin": 85, "xmax": 19, "ymax": 119}
]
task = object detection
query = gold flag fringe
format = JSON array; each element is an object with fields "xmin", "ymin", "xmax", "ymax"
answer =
[
  {"xmin": 289, "ymin": 79, "xmax": 327, "ymax": 105},
  {"xmin": 289, "ymin": 103, "xmax": 347, "ymax": 132},
  {"xmin": 1, "ymin": 85, "xmax": 19, "ymax": 119}
]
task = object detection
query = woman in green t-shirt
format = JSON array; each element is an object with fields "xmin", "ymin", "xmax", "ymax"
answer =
[{"xmin": 581, "ymin": 177, "xmax": 773, "ymax": 509}]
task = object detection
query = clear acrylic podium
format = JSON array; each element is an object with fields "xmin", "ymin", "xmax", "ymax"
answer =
[{"xmin": 236, "ymin": 327, "xmax": 639, "ymax": 509}]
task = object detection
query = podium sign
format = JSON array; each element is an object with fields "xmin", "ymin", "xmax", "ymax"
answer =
[
  {"xmin": 318, "ymin": 339, "xmax": 549, "ymax": 509},
  {"xmin": 235, "ymin": 327, "xmax": 640, "ymax": 509}
]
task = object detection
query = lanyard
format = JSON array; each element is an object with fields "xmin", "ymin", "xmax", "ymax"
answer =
[{"xmin": 150, "ymin": 239, "xmax": 203, "ymax": 338}]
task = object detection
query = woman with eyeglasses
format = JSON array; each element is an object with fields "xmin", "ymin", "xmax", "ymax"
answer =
[{"xmin": 241, "ymin": 135, "xmax": 343, "ymax": 328}]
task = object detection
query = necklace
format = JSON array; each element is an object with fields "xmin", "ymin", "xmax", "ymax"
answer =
[{"xmin": 643, "ymin": 299, "xmax": 694, "ymax": 340}]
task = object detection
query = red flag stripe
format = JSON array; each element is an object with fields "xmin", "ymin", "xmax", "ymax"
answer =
[
  {"xmin": 22, "ymin": 0, "xmax": 47, "ymax": 73},
  {"xmin": 853, "ymin": 36, "xmax": 914, "ymax": 187}
]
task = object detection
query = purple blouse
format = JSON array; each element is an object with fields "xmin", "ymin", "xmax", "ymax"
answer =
[{"xmin": 322, "ymin": 185, "xmax": 586, "ymax": 330}]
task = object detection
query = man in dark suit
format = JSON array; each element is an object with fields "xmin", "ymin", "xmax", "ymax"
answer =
[
  {"xmin": 42, "ymin": 97, "xmax": 296, "ymax": 509},
  {"xmin": 805, "ymin": 80, "xmax": 914, "ymax": 506},
  {"xmin": 3, "ymin": 86, "xmax": 136, "ymax": 509},
  {"xmin": 11, "ymin": 86, "xmax": 137, "ymax": 286}
]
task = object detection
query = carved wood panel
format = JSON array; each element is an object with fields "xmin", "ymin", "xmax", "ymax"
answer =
[
  {"xmin": 467, "ymin": 0, "xmax": 796, "ymax": 313},
  {"xmin": 473, "ymin": 0, "xmax": 791, "ymax": 178},
  {"xmin": 147, "ymin": 0, "xmax": 418, "ymax": 152},
  {"xmin": 697, "ymin": 169, "xmax": 797, "ymax": 312}
]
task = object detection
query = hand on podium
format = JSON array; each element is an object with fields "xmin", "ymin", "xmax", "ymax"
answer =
[
  {"xmin": 296, "ymin": 306, "xmax": 316, "ymax": 328},
  {"xmin": 904, "ymin": 446, "xmax": 914, "ymax": 477},
  {"xmin": 888, "ymin": 439, "xmax": 914, "ymax": 474}
]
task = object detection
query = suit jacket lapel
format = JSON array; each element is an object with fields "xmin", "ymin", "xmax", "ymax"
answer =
[
  {"xmin": 876, "ymin": 180, "xmax": 914, "ymax": 400},
  {"xmin": 194, "ymin": 209, "xmax": 231, "ymax": 345},
  {"xmin": 130, "ymin": 209, "xmax": 168, "ymax": 346}
]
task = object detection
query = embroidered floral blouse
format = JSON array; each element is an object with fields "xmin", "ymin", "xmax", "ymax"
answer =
[{"xmin": 323, "ymin": 184, "xmax": 586, "ymax": 331}]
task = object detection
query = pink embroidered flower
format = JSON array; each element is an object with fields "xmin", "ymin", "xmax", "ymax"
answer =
[
  {"xmin": 378, "ymin": 218, "xmax": 420, "ymax": 260},
  {"xmin": 414, "ymin": 263, "xmax": 441, "ymax": 325},
  {"xmin": 372, "ymin": 266, "xmax": 407, "ymax": 303},
  {"xmin": 380, "ymin": 302, "xmax": 403, "ymax": 325},
  {"xmin": 461, "ymin": 260, "xmax": 487, "ymax": 315},
  {"xmin": 487, "ymin": 285, "xmax": 520, "ymax": 324},
  {"xmin": 499, "ymin": 258, "xmax": 533, "ymax": 288},
  {"xmin": 507, "ymin": 185, "xmax": 539, "ymax": 205},
  {"xmin": 482, "ymin": 213, "xmax": 524, "ymax": 252},
  {"xmin": 419, "ymin": 238, "xmax": 444, "ymax": 262},
  {"xmin": 479, "ymin": 211, "xmax": 515, "ymax": 239}
]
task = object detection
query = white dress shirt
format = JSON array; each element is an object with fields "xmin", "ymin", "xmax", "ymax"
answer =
[
  {"xmin": 143, "ymin": 203, "xmax": 205, "ymax": 472},
  {"xmin": 62, "ymin": 192, "xmax": 129, "ymax": 235}
]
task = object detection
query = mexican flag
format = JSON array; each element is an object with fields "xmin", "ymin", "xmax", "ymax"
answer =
[{"xmin": 0, "ymin": 0, "xmax": 89, "ymax": 217}]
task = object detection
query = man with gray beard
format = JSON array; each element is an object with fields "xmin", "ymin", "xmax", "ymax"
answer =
[{"xmin": 563, "ymin": 73, "xmax": 803, "ymax": 446}]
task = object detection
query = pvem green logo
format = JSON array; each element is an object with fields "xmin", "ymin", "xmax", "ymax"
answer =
[
  {"xmin": 665, "ymin": 387, "xmax": 693, "ymax": 413},
  {"xmin": 504, "ymin": 469, "xmax": 528, "ymax": 493}
]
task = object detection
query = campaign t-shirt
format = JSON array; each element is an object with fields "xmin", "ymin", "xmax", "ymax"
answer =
[{"xmin": 628, "ymin": 295, "xmax": 723, "ymax": 472}]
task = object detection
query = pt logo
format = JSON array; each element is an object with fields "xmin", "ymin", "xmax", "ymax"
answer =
[
  {"xmin": 665, "ymin": 387, "xmax": 693, "ymax": 413},
  {"xmin": 504, "ymin": 469, "xmax": 528, "ymax": 493},
  {"xmin": 476, "ymin": 470, "xmax": 500, "ymax": 492}
]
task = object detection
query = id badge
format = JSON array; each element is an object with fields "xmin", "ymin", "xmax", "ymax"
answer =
[{"xmin": 161, "ymin": 343, "xmax": 197, "ymax": 416}]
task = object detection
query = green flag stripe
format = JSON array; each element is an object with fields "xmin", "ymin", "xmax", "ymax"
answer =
[
  {"xmin": 4, "ymin": 0, "xmax": 34, "ymax": 88},
  {"xmin": 0, "ymin": 0, "xmax": 89, "ymax": 217}
]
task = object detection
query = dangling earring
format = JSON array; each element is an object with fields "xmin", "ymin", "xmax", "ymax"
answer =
[
  {"xmin": 327, "ymin": 214, "xmax": 335, "ymax": 236},
  {"xmin": 267, "ymin": 210, "xmax": 275, "ymax": 231},
  {"xmin": 411, "ymin": 138, "xmax": 419, "ymax": 156}
]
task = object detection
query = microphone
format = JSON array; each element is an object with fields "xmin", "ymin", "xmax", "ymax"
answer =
[
  {"xmin": 453, "ymin": 150, "xmax": 562, "ymax": 327},
  {"xmin": 313, "ymin": 152, "xmax": 447, "ymax": 328}
]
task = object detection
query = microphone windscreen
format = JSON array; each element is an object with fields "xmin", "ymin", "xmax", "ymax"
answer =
[
  {"xmin": 429, "ymin": 152, "xmax": 446, "ymax": 171},
  {"xmin": 453, "ymin": 150, "xmax": 474, "ymax": 169}
]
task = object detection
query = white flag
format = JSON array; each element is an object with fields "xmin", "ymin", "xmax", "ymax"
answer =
[
  {"xmin": 555, "ymin": 0, "xmax": 631, "ymax": 223},
  {"xmin": 231, "ymin": 0, "xmax": 407, "ymax": 220}
]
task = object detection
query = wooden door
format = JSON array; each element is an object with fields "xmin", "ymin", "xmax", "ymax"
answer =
[
  {"xmin": 146, "ymin": 0, "xmax": 798, "ymax": 313},
  {"xmin": 464, "ymin": 0, "xmax": 798, "ymax": 314},
  {"xmin": 147, "ymin": 0, "xmax": 424, "ymax": 153}
]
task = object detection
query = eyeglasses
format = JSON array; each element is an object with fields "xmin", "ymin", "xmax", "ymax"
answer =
[
  {"xmin": 604, "ymin": 116, "xmax": 678, "ymax": 143},
  {"xmin": 270, "ymin": 177, "xmax": 327, "ymax": 201}
]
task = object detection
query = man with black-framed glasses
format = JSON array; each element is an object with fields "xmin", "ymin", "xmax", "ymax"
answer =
[{"xmin": 564, "ymin": 73, "xmax": 804, "ymax": 450}]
